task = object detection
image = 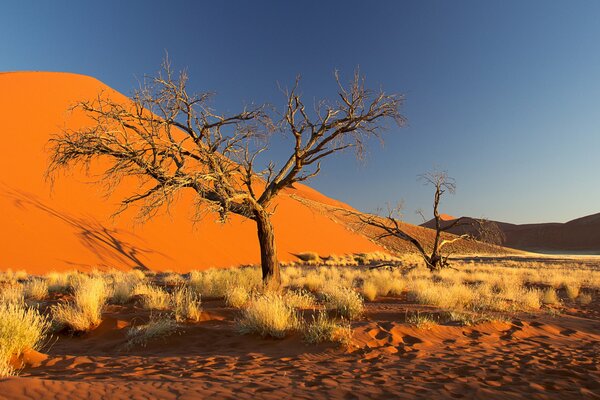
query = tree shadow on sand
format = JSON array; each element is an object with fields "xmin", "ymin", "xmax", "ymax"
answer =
[{"xmin": 1, "ymin": 183, "xmax": 173, "ymax": 271}]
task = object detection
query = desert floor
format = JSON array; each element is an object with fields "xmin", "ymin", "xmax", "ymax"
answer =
[{"xmin": 1, "ymin": 257, "xmax": 599, "ymax": 399}]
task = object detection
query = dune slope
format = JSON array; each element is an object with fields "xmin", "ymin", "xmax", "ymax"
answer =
[{"xmin": 0, "ymin": 72, "xmax": 385, "ymax": 273}]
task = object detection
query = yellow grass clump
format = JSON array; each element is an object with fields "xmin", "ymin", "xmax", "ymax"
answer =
[
  {"xmin": 283, "ymin": 289, "xmax": 316, "ymax": 309},
  {"xmin": 303, "ymin": 310, "xmax": 352, "ymax": 345},
  {"xmin": 0, "ymin": 302, "xmax": 51, "ymax": 377},
  {"xmin": 52, "ymin": 276, "xmax": 108, "ymax": 332},
  {"xmin": 23, "ymin": 278, "xmax": 49, "ymax": 301},
  {"xmin": 172, "ymin": 287, "xmax": 202, "ymax": 322},
  {"xmin": 225, "ymin": 286, "xmax": 250, "ymax": 308},
  {"xmin": 135, "ymin": 284, "xmax": 171, "ymax": 310},
  {"xmin": 237, "ymin": 294, "xmax": 300, "ymax": 338},
  {"xmin": 126, "ymin": 315, "xmax": 178, "ymax": 349},
  {"xmin": 322, "ymin": 285, "xmax": 364, "ymax": 320},
  {"xmin": 362, "ymin": 281, "xmax": 378, "ymax": 301}
]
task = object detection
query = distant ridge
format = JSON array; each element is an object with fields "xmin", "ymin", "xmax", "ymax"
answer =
[{"xmin": 421, "ymin": 213, "xmax": 600, "ymax": 254}]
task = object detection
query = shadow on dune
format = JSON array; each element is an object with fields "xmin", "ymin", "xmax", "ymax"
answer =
[{"xmin": 1, "ymin": 183, "xmax": 173, "ymax": 271}]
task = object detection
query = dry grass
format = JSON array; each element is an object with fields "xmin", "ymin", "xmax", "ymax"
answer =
[
  {"xmin": 0, "ymin": 302, "xmax": 51, "ymax": 377},
  {"xmin": 362, "ymin": 281, "xmax": 378, "ymax": 301},
  {"xmin": 52, "ymin": 276, "xmax": 108, "ymax": 332},
  {"xmin": 303, "ymin": 311, "xmax": 352, "ymax": 345},
  {"xmin": 172, "ymin": 287, "xmax": 202, "ymax": 322},
  {"xmin": 541, "ymin": 288, "xmax": 560, "ymax": 305},
  {"xmin": 135, "ymin": 284, "xmax": 171, "ymax": 310},
  {"xmin": 189, "ymin": 267, "xmax": 261, "ymax": 298},
  {"xmin": 126, "ymin": 315, "xmax": 178, "ymax": 349},
  {"xmin": 283, "ymin": 289, "xmax": 316, "ymax": 309},
  {"xmin": 45, "ymin": 271, "xmax": 72, "ymax": 293},
  {"xmin": 322, "ymin": 285, "xmax": 364, "ymax": 320},
  {"xmin": 237, "ymin": 294, "xmax": 300, "ymax": 338},
  {"xmin": 406, "ymin": 311, "xmax": 438, "ymax": 329},
  {"xmin": 0, "ymin": 285, "xmax": 24, "ymax": 304},
  {"xmin": 225, "ymin": 286, "xmax": 250, "ymax": 308},
  {"xmin": 578, "ymin": 292, "xmax": 593, "ymax": 305},
  {"xmin": 23, "ymin": 278, "xmax": 49, "ymax": 301}
]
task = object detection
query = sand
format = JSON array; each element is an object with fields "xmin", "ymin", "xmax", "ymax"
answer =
[{"xmin": 1, "ymin": 293, "xmax": 598, "ymax": 399}]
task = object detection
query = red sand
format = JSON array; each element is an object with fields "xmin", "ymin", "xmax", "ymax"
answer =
[
  {"xmin": 0, "ymin": 72, "xmax": 385, "ymax": 274},
  {"xmin": 1, "ymin": 294, "xmax": 599, "ymax": 399}
]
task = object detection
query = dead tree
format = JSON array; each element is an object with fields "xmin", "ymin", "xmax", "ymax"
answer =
[
  {"xmin": 47, "ymin": 59, "xmax": 405, "ymax": 289},
  {"xmin": 472, "ymin": 218, "xmax": 505, "ymax": 246},
  {"xmin": 360, "ymin": 171, "xmax": 473, "ymax": 272}
]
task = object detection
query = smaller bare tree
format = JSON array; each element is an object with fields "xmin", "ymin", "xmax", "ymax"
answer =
[{"xmin": 360, "ymin": 171, "xmax": 478, "ymax": 271}]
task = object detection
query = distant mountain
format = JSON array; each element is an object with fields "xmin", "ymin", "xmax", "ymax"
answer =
[{"xmin": 421, "ymin": 213, "xmax": 600, "ymax": 254}]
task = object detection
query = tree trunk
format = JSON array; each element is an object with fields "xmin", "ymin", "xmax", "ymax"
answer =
[{"xmin": 254, "ymin": 209, "xmax": 281, "ymax": 290}]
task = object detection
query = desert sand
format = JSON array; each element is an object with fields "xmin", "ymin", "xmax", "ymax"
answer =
[{"xmin": 1, "ymin": 263, "xmax": 599, "ymax": 399}]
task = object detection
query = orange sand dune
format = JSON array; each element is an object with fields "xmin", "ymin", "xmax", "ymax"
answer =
[{"xmin": 0, "ymin": 72, "xmax": 385, "ymax": 274}]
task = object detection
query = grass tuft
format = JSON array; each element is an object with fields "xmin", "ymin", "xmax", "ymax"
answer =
[{"xmin": 237, "ymin": 294, "xmax": 299, "ymax": 338}]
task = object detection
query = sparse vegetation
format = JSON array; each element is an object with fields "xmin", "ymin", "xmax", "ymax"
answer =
[
  {"xmin": 303, "ymin": 311, "xmax": 352, "ymax": 345},
  {"xmin": 237, "ymin": 294, "xmax": 300, "ymax": 338},
  {"xmin": 322, "ymin": 286, "xmax": 364, "ymax": 320},
  {"xmin": 172, "ymin": 287, "xmax": 202, "ymax": 322},
  {"xmin": 135, "ymin": 284, "xmax": 171, "ymax": 310},
  {"xmin": 0, "ymin": 302, "xmax": 51, "ymax": 377},
  {"xmin": 52, "ymin": 276, "xmax": 108, "ymax": 331},
  {"xmin": 578, "ymin": 292, "xmax": 593, "ymax": 305},
  {"xmin": 23, "ymin": 278, "xmax": 48, "ymax": 301},
  {"xmin": 541, "ymin": 287, "xmax": 560, "ymax": 305},
  {"xmin": 283, "ymin": 289, "xmax": 316, "ymax": 309},
  {"xmin": 406, "ymin": 311, "xmax": 438, "ymax": 329},
  {"xmin": 225, "ymin": 286, "xmax": 250, "ymax": 309},
  {"xmin": 126, "ymin": 316, "xmax": 178, "ymax": 349}
]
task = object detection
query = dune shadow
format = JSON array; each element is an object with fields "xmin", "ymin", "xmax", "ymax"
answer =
[{"xmin": 1, "ymin": 183, "xmax": 172, "ymax": 271}]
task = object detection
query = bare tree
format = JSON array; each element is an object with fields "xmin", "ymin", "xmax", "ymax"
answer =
[
  {"xmin": 47, "ymin": 59, "xmax": 405, "ymax": 289},
  {"xmin": 360, "ymin": 171, "xmax": 475, "ymax": 271},
  {"xmin": 472, "ymin": 218, "xmax": 506, "ymax": 246}
]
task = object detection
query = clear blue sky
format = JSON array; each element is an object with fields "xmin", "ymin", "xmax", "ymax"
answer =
[{"xmin": 2, "ymin": 1, "xmax": 599, "ymax": 224}]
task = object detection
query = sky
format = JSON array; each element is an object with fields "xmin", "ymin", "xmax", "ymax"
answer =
[{"xmin": 2, "ymin": 0, "xmax": 599, "ymax": 224}]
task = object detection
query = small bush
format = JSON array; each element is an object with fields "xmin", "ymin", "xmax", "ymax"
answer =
[
  {"xmin": 135, "ymin": 284, "xmax": 170, "ymax": 310},
  {"xmin": 578, "ymin": 292, "xmax": 592, "ymax": 305},
  {"xmin": 46, "ymin": 272, "xmax": 71, "ymax": 293},
  {"xmin": 172, "ymin": 287, "xmax": 202, "ymax": 322},
  {"xmin": 23, "ymin": 279, "xmax": 49, "ymax": 301},
  {"xmin": 237, "ymin": 294, "xmax": 299, "ymax": 338},
  {"xmin": 126, "ymin": 316, "xmax": 178, "ymax": 348},
  {"xmin": 323, "ymin": 286, "xmax": 364, "ymax": 320},
  {"xmin": 0, "ymin": 302, "xmax": 51, "ymax": 377},
  {"xmin": 52, "ymin": 277, "xmax": 108, "ymax": 331},
  {"xmin": 225, "ymin": 286, "xmax": 250, "ymax": 308},
  {"xmin": 162, "ymin": 273, "xmax": 184, "ymax": 286},
  {"xmin": 0, "ymin": 285, "xmax": 24, "ymax": 304},
  {"xmin": 110, "ymin": 280, "xmax": 136, "ymax": 304},
  {"xmin": 303, "ymin": 311, "xmax": 352, "ymax": 345},
  {"xmin": 283, "ymin": 289, "xmax": 316, "ymax": 309},
  {"xmin": 301, "ymin": 272, "xmax": 326, "ymax": 292},
  {"xmin": 389, "ymin": 279, "xmax": 405, "ymax": 296},
  {"xmin": 406, "ymin": 311, "xmax": 438, "ymax": 329},
  {"xmin": 541, "ymin": 288, "xmax": 560, "ymax": 305},
  {"xmin": 564, "ymin": 283, "xmax": 580, "ymax": 300},
  {"xmin": 362, "ymin": 281, "xmax": 378, "ymax": 301}
]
